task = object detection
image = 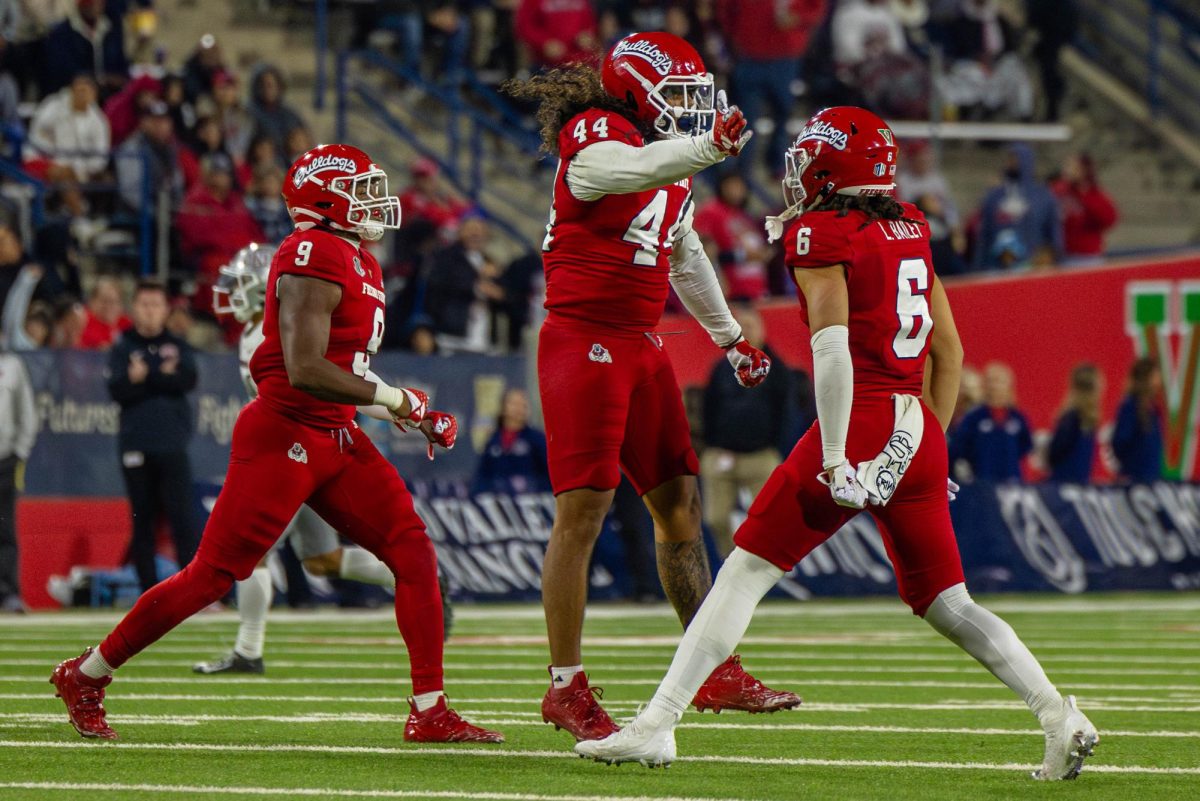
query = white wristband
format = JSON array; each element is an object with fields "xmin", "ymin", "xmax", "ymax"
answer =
[{"xmin": 372, "ymin": 383, "xmax": 405, "ymax": 413}]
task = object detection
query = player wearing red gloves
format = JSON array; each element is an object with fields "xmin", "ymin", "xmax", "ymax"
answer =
[
  {"xmin": 506, "ymin": 32, "xmax": 799, "ymax": 742},
  {"xmin": 49, "ymin": 144, "xmax": 500, "ymax": 745}
]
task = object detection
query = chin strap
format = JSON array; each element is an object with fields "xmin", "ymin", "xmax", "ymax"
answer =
[{"xmin": 764, "ymin": 206, "xmax": 801, "ymax": 244}]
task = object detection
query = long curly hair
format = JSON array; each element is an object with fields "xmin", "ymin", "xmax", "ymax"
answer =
[
  {"xmin": 815, "ymin": 194, "xmax": 925, "ymax": 229},
  {"xmin": 503, "ymin": 66, "xmax": 649, "ymax": 155}
]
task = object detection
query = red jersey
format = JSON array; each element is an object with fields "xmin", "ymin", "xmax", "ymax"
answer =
[
  {"xmin": 785, "ymin": 203, "xmax": 934, "ymax": 400},
  {"xmin": 250, "ymin": 227, "xmax": 386, "ymax": 429},
  {"xmin": 541, "ymin": 109, "xmax": 693, "ymax": 331}
]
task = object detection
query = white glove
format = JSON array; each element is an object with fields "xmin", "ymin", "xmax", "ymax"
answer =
[
  {"xmin": 947, "ymin": 478, "xmax": 960, "ymax": 502},
  {"xmin": 817, "ymin": 462, "xmax": 868, "ymax": 510},
  {"xmin": 854, "ymin": 394, "xmax": 925, "ymax": 507}
]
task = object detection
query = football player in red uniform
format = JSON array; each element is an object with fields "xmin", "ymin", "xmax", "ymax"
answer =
[
  {"xmin": 49, "ymin": 144, "xmax": 503, "ymax": 745},
  {"xmin": 506, "ymin": 31, "xmax": 800, "ymax": 741},
  {"xmin": 576, "ymin": 108, "xmax": 1099, "ymax": 780}
]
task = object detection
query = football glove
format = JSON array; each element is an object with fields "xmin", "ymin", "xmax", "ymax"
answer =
[
  {"xmin": 394, "ymin": 388, "xmax": 429, "ymax": 429},
  {"xmin": 854, "ymin": 394, "xmax": 924, "ymax": 507},
  {"xmin": 725, "ymin": 337, "xmax": 771, "ymax": 388},
  {"xmin": 713, "ymin": 89, "xmax": 752, "ymax": 157},
  {"xmin": 421, "ymin": 410, "xmax": 458, "ymax": 460},
  {"xmin": 947, "ymin": 478, "xmax": 960, "ymax": 502},
  {"xmin": 817, "ymin": 461, "xmax": 868, "ymax": 510}
]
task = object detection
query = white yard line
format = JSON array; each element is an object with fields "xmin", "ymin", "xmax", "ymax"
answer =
[
  {"xmin": 0, "ymin": 740, "xmax": 1196, "ymax": 776},
  {"xmin": 3, "ymin": 712, "xmax": 1197, "ymax": 739},
  {"xmin": 0, "ymin": 783, "xmax": 735, "ymax": 801}
]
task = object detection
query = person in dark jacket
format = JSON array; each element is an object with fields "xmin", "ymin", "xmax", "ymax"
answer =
[
  {"xmin": 472, "ymin": 388, "xmax": 550, "ymax": 494},
  {"xmin": 949, "ymin": 361, "xmax": 1032, "ymax": 482},
  {"xmin": 974, "ymin": 144, "xmax": 1061, "ymax": 271},
  {"xmin": 700, "ymin": 308, "xmax": 790, "ymax": 557},
  {"xmin": 1046, "ymin": 363, "xmax": 1102, "ymax": 483},
  {"xmin": 1112, "ymin": 357, "xmax": 1164, "ymax": 483},
  {"xmin": 108, "ymin": 280, "xmax": 199, "ymax": 593},
  {"xmin": 37, "ymin": 0, "xmax": 129, "ymax": 96},
  {"xmin": 425, "ymin": 217, "xmax": 504, "ymax": 353}
]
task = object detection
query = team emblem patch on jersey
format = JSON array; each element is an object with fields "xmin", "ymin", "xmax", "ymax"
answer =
[
  {"xmin": 588, "ymin": 344, "xmax": 612, "ymax": 364},
  {"xmin": 353, "ymin": 256, "xmax": 366, "ymax": 277},
  {"xmin": 288, "ymin": 443, "xmax": 308, "ymax": 464}
]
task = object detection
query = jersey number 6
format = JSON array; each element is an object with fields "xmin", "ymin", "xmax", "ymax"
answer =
[{"xmin": 893, "ymin": 257, "xmax": 931, "ymax": 359}]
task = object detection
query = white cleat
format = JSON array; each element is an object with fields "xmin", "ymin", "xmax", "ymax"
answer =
[
  {"xmin": 573, "ymin": 717, "xmax": 677, "ymax": 768},
  {"xmin": 1033, "ymin": 695, "xmax": 1099, "ymax": 781}
]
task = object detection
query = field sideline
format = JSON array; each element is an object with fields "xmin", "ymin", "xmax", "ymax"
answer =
[{"xmin": 1, "ymin": 594, "xmax": 1198, "ymax": 800}]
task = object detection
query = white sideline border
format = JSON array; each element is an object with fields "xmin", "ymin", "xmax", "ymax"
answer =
[
  {"xmin": 1, "ymin": 740, "xmax": 1197, "ymax": 776},
  {"xmin": 0, "ymin": 784, "xmax": 733, "ymax": 801}
]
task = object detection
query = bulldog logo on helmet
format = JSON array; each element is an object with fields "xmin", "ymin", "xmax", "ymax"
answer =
[
  {"xmin": 612, "ymin": 37, "xmax": 674, "ymax": 76},
  {"xmin": 292, "ymin": 154, "xmax": 359, "ymax": 187},
  {"xmin": 800, "ymin": 120, "xmax": 849, "ymax": 151}
]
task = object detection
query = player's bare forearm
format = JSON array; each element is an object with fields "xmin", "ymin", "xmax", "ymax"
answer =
[
  {"xmin": 656, "ymin": 537, "xmax": 712, "ymax": 627},
  {"xmin": 925, "ymin": 278, "xmax": 963, "ymax": 431},
  {"xmin": 278, "ymin": 274, "xmax": 379, "ymax": 407}
]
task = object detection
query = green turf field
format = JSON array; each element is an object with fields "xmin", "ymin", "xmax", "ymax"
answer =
[{"xmin": 1, "ymin": 594, "xmax": 1198, "ymax": 800}]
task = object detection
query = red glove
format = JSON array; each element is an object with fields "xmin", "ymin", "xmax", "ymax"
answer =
[
  {"xmin": 713, "ymin": 89, "xmax": 752, "ymax": 157},
  {"xmin": 725, "ymin": 337, "xmax": 771, "ymax": 388},
  {"xmin": 422, "ymin": 410, "xmax": 458, "ymax": 460},
  {"xmin": 389, "ymin": 387, "xmax": 428, "ymax": 429}
]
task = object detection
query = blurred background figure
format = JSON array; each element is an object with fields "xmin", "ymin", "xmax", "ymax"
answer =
[
  {"xmin": 700, "ymin": 307, "xmax": 790, "ymax": 557},
  {"xmin": 693, "ymin": 173, "xmax": 770, "ymax": 301},
  {"xmin": 937, "ymin": 0, "xmax": 1033, "ymax": 121},
  {"xmin": 515, "ymin": 0, "xmax": 599, "ymax": 70},
  {"xmin": 1049, "ymin": 153, "xmax": 1118, "ymax": 267},
  {"xmin": 1112, "ymin": 357, "xmax": 1164, "ymax": 484},
  {"xmin": 472, "ymin": 387, "xmax": 550, "ymax": 494},
  {"xmin": 0, "ymin": 336, "xmax": 37, "ymax": 613},
  {"xmin": 949, "ymin": 361, "xmax": 1032, "ymax": 483},
  {"xmin": 24, "ymin": 73, "xmax": 111, "ymax": 220},
  {"xmin": 79, "ymin": 276, "xmax": 130, "ymax": 350},
  {"xmin": 425, "ymin": 216, "xmax": 504, "ymax": 354},
  {"xmin": 1046, "ymin": 363, "xmax": 1102, "ymax": 483},
  {"xmin": 974, "ymin": 144, "xmax": 1061, "ymax": 271}
]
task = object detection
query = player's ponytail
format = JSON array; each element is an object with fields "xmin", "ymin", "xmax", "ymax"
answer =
[
  {"xmin": 818, "ymin": 195, "xmax": 926, "ymax": 230},
  {"xmin": 503, "ymin": 66, "xmax": 646, "ymax": 155}
]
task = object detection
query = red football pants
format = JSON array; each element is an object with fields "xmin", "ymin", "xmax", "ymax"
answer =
[
  {"xmin": 99, "ymin": 400, "xmax": 444, "ymax": 693},
  {"xmin": 734, "ymin": 397, "xmax": 965, "ymax": 616}
]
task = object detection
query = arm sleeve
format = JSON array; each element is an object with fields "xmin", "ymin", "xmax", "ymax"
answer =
[
  {"xmin": 668, "ymin": 225, "xmax": 742, "ymax": 349},
  {"xmin": 1, "ymin": 266, "xmax": 39, "ymax": 349},
  {"xmin": 810, "ymin": 324, "xmax": 854, "ymax": 469},
  {"xmin": 566, "ymin": 137, "xmax": 725, "ymax": 201},
  {"xmin": 13, "ymin": 358, "xmax": 37, "ymax": 460}
]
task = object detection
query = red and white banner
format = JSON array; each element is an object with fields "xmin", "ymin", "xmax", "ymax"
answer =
[{"xmin": 661, "ymin": 252, "xmax": 1200, "ymax": 480}]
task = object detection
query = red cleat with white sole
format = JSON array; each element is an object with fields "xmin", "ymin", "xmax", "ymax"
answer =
[
  {"xmin": 692, "ymin": 654, "xmax": 802, "ymax": 714},
  {"xmin": 541, "ymin": 670, "xmax": 620, "ymax": 741},
  {"xmin": 50, "ymin": 648, "xmax": 118, "ymax": 740},
  {"xmin": 403, "ymin": 696, "xmax": 504, "ymax": 743}
]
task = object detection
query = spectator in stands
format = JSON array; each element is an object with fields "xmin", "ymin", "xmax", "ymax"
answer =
[
  {"xmin": 938, "ymin": 0, "xmax": 1033, "ymax": 121},
  {"xmin": 1025, "ymin": 0, "xmax": 1079, "ymax": 122},
  {"xmin": 0, "ymin": 335, "xmax": 36, "ymax": 613},
  {"xmin": 161, "ymin": 73, "xmax": 196, "ymax": 139},
  {"xmin": 0, "ymin": 227, "xmax": 49, "ymax": 351},
  {"xmin": 899, "ymin": 144, "xmax": 966, "ymax": 274},
  {"xmin": 425, "ymin": 215, "xmax": 505, "ymax": 353},
  {"xmin": 283, "ymin": 125, "xmax": 315, "ymax": 166},
  {"xmin": 38, "ymin": 0, "xmax": 128, "ymax": 96},
  {"xmin": 694, "ymin": 173, "xmax": 770, "ymax": 301},
  {"xmin": 472, "ymin": 387, "xmax": 550, "ymax": 494},
  {"xmin": 833, "ymin": 0, "xmax": 928, "ymax": 119},
  {"xmin": 1049, "ymin": 153, "xmax": 1118, "ymax": 267},
  {"xmin": 79, "ymin": 275, "xmax": 130, "ymax": 350},
  {"xmin": 497, "ymin": 251, "xmax": 542, "ymax": 351},
  {"xmin": 115, "ymin": 100, "xmax": 184, "ymax": 215},
  {"xmin": 399, "ymin": 157, "xmax": 472, "ymax": 239},
  {"xmin": 515, "ymin": 0, "xmax": 599, "ymax": 70},
  {"xmin": 974, "ymin": 144, "xmax": 1061, "ymax": 271},
  {"xmin": 248, "ymin": 64, "xmax": 306, "ymax": 155},
  {"xmin": 701, "ymin": 307, "xmax": 790, "ymax": 557},
  {"xmin": 202, "ymin": 70, "xmax": 253, "ymax": 162},
  {"xmin": 23, "ymin": 73, "xmax": 110, "ymax": 218},
  {"xmin": 239, "ymin": 133, "xmax": 286, "ymax": 188},
  {"xmin": 104, "ymin": 73, "xmax": 161, "ymax": 146},
  {"xmin": 1112, "ymin": 357, "xmax": 1164, "ymax": 483},
  {"xmin": 108, "ymin": 279, "xmax": 199, "ymax": 593},
  {"xmin": 718, "ymin": 0, "xmax": 825, "ymax": 175},
  {"xmin": 50, "ymin": 295, "xmax": 86, "ymax": 347},
  {"xmin": 175, "ymin": 152, "xmax": 264, "ymax": 285},
  {"xmin": 949, "ymin": 361, "xmax": 1032, "ymax": 483},
  {"xmin": 1046, "ymin": 363, "xmax": 1101, "ymax": 483},
  {"xmin": 890, "ymin": 0, "xmax": 931, "ymax": 49},
  {"xmin": 949, "ymin": 364, "xmax": 982, "ymax": 433},
  {"xmin": 403, "ymin": 316, "xmax": 439, "ymax": 355},
  {"xmin": 182, "ymin": 33, "xmax": 226, "ymax": 103},
  {"xmin": 244, "ymin": 163, "xmax": 292, "ymax": 244},
  {"xmin": 180, "ymin": 115, "xmax": 236, "ymax": 189},
  {"xmin": 374, "ymin": 1, "xmax": 470, "ymax": 87}
]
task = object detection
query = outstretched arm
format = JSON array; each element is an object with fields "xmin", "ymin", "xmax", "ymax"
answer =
[{"xmin": 566, "ymin": 138, "xmax": 725, "ymax": 201}]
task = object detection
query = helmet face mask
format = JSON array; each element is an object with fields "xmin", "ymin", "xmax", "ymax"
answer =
[
  {"xmin": 646, "ymin": 74, "xmax": 715, "ymax": 139},
  {"xmin": 329, "ymin": 169, "xmax": 401, "ymax": 241},
  {"xmin": 213, "ymin": 243, "xmax": 277, "ymax": 323}
]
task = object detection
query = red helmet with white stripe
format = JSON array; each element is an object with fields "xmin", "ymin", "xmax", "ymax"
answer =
[
  {"xmin": 781, "ymin": 107, "xmax": 899, "ymax": 216},
  {"xmin": 601, "ymin": 32, "xmax": 714, "ymax": 139},
  {"xmin": 282, "ymin": 144, "xmax": 401, "ymax": 241}
]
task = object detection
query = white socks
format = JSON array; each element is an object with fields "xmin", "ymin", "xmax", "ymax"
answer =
[
  {"xmin": 550, "ymin": 664, "xmax": 583, "ymax": 688},
  {"xmin": 924, "ymin": 583, "xmax": 1063, "ymax": 728},
  {"xmin": 79, "ymin": 647, "xmax": 114, "ymax": 680},
  {"xmin": 339, "ymin": 547, "xmax": 396, "ymax": 587},
  {"xmin": 412, "ymin": 690, "xmax": 445, "ymax": 712},
  {"xmin": 234, "ymin": 567, "xmax": 273, "ymax": 660},
  {"xmin": 641, "ymin": 548, "xmax": 783, "ymax": 729}
]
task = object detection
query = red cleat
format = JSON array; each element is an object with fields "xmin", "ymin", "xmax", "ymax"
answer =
[
  {"xmin": 541, "ymin": 670, "xmax": 620, "ymax": 741},
  {"xmin": 50, "ymin": 648, "xmax": 118, "ymax": 740},
  {"xmin": 693, "ymin": 654, "xmax": 802, "ymax": 714},
  {"xmin": 403, "ymin": 696, "xmax": 504, "ymax": 743}
]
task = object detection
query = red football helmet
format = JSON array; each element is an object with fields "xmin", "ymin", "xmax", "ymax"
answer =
[
  {"xmin": 601, "ymin": 32, "xmax": 714, "ymax": 139},
  {"xmin": 780, "ymin": 107, "xmax": 898, "ymax": 217},
  {"xmin": 283, "ymin": 143, "xmax": 401, "ymax": 241}
]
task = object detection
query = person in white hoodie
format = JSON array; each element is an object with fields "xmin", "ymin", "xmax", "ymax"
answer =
[
  {"xmin": 24, "ymin": 73, "xmax": 111, "ymax": 216},
  {"xmin": 0, "ymin": 335, "xmax": 38, "ymax": 613}
]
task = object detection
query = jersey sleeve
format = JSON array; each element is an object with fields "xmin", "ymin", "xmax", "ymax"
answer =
[
  {"xmin": 275, "ymin": 230, "xmax": 348, "ymax": 287},
  {"xmin": 558, "ymin": 110, "xmax": 641, "ymax": 161},
  {"xmin": 784, "ymin": 213, "xmax": 854, "ymax": 271}
]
